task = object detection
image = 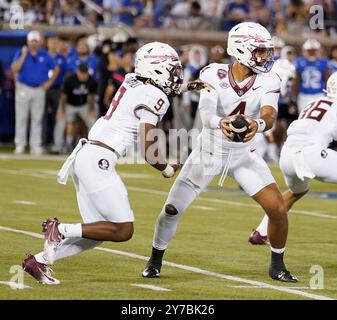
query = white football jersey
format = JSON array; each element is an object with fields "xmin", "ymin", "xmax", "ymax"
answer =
[
  {"xmin": 286, "ymin": 97, "xmax": 337, "ymax": 148},
  {"xmin": 89, "ymin": 73, "xmax": 170, "ymax": 156},
  {"xmin": 198, "ymin": 63, "xmax": 281, "ymax": 153}
]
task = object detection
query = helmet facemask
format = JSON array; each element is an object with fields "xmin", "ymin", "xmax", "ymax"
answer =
[
  {"xmin": 248, "ymin": 46, "xmax": 274, "ymax": 74},
  {"xmin": 161, "ymin": 62, "xmax": 183, "ymax": 95}
]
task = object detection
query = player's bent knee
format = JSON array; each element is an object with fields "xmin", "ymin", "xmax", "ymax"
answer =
[
  {"xmin": 165, "ymin": 204, "xmax": 178, "ymax": 215},
  {"xmin": 267, "ymin": 203, "xmax": 287, "ymax": 222}
]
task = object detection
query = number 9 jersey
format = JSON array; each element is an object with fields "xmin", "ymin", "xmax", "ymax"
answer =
[{"xmin": 88, "ymin": 73, "xmax": 170, "ymax": 157}]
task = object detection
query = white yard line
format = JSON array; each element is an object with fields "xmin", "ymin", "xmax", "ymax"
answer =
[
  {"xmin": 13, "ymin": 200, "xmax": 36, "ymax": 206},
  {"xmin": 229, "ymin": 285, "xmax": 312, "ymax": 289},
  {"xmin": 0, "ymin": 281, "xmax": 32, "ymax": 289},
  {"xmin": 0, "ymin": 225, "xmax": 334, "ymax": 300},
  {"xmin": 192, "ymin": 205, "xmax": 215, "ymax": 211},
  {"xmin": 130, "ymin": 283, "xmax": 172, "ymax": 292}
]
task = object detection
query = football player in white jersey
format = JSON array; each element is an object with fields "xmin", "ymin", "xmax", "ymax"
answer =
[
  {"xmin": 21, "ymin": 42, "xmax": 208, "ymax": 285},
  {"xmin": 142, "ymin": 22, "xmax": 298, "ymax": 282},
  {"xmin": 250, "ymin": 72, "xmax": 337, "ymax": 245}
]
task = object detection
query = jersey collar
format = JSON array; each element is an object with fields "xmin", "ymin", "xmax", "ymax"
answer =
[{"xmin": 228, "ymin": 64, "xmax": 257, "ymax": 97}]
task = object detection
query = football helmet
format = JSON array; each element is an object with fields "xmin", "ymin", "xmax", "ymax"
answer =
[
  {"xmin": 324, "ymin": 72, "xmax": 337, "ymax": 99},
  {"xmin": 135, "ymin": 41, "xmax": 183, "ymax": 95},
  {"xmin": 227, "ymin": 22, "xmax": 274, "ymax": 74},
  {"xmin": 302, "ymin": 38, "xmax": 321, "ymax": 61},
  {"xmin": 303, "ymin": 38, "xmax": 321, "ymax": 51}
]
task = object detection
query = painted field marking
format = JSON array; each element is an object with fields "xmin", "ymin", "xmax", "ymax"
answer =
[
  {"xmin": 0, "ymin": 281, "xmax": 32, "ymax": 289},
  {"xmin": 192, "ymin": 205, "xmax": 215, "ymax": 211},
  {"xmin": 229, "ymin": 285, "xmax": 312, "ymax": 289},
  {"xmin": 0, "ymin": 225, "xmax": 334, "ymax": 300},
  {"xmin": 130, "ymin": 283, "xmax": 172, "ymax": 292},
  {"xmin": 13, "ymin": 200, "xmax": 36, "ymax": 206}
]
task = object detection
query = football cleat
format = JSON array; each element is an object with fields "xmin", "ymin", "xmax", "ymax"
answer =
[
  {"xmin": 142, "ymin": 266, "xmax": 161, "ymax": 278},
  {"xmin": 248, "ymin": 229, "xmax": 268, "ymax": 245},
  {"xmin": 269, "ymin": 268, "xmax": 298, "ymax": 283},
  {"xmin": 22, "ymin": 254, "xmax": 60, "ymax": 285},
  {"xmin": 42, "ymin": 218, "xmax": 63, "ymax": 264}
]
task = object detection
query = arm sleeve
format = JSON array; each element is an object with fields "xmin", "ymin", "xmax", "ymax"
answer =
[
  {"xmin": 199, "ymin": 89, "xmax": 222, "ymax": 128},
  {"xmin": 138, "ymin": 108, "xmax": 160, "ymax": 126},
  {"xmin": 260, "ymin": 73, "xmax": 281, "ymax": 111},
  {"xmin": 198, "ymin": 63, "xmax": 222, "ymax": 128},
  {"xmin": 135, "ymin": 89, "xmax": 170, "ymax": 126}
]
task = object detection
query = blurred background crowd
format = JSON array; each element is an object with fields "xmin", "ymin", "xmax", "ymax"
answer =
[
  {"xmin": 1, "ymin": 0, "xmax": 337, "ymax": 35},
  {"xmin": 0, "ymin": 0, "xmax": 337, "ymax": 161}
]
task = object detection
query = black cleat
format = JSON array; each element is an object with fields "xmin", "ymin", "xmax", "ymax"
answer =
[
  {"xmin": 269, "ymin": 269, "xmax": 298, "ymax": 283},
  {"xmin": 142, "ymin": 266, "xmax": 160, "ymax": 278}
]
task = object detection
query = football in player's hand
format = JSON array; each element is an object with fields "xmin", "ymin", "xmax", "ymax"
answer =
[{"xmin": 228, "ymin": 115, "xmax": 250, "ymax": 142}]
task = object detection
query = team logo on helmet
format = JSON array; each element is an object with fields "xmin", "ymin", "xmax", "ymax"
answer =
[{"xmin": 98, "ymin": 159, "xmax": 110, "ymax": 170}]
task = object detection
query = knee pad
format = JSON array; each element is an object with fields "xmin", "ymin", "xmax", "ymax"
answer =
[{"xmin": 165, "ymin": 204, "xmax": 178, "ymax": 216}]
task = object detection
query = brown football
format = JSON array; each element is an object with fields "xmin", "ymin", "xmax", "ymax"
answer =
[{"xmin": 229, "ymin": 115, "xmax": 250, "ymax": 142}]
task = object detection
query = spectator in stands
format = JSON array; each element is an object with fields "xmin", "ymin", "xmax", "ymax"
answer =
[
  {"xmin": 48, "ymin": 0, "xmax": 82, "ymax": 25},
  {"xmin": 134, "ymin": 0, "xmax": 154, "ymax": 29},
  {"xmin": 249, "ymin": 0, "xmax": 270, "ymax": 27},
  {"xmin": 286, "ymin": 0, "xmax": 309, "ymax": 35},
  {"xmin": 60, "ymin": 63, "xmax": 97, "ymax": 151},
  {"xmin": 325, "ymin": 0, "xmax": 337, "ymax": 36},
  {"xmin": 67, "ymin": 35, "xmax": 99, "ymax": 79},
  {"xmin": 118, "ymin": 0, "xmax": 143, "ymax": 26},
  {"xmin": 209, "ymin": 45, "xmax": 226, "ymax": 64},
  {"xmin": 11, "ymin": 31, "xmax": 59, "ymax": 155},
  {"xmin": 102, "ymin": 0, "xmax": 122, "ymax": 25},
  {"xmin": 222, "ymin": 0, "xmax": 250, "ymax": 31},
  {"xmin": 153, "ymin": 0, "xmax": 176, "ymax": 27},
  {"xmin": 328, "ymin": 45, "xmax": 337, "ymax": 74},
  {"xmin": 44, "ymin": 34, "xmax": 68, "ymax": 147}
]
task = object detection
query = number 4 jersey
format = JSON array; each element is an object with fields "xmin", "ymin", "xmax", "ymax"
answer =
[
  {"xmin": 88, "ymin": 73, "xmax": 170, "ymax": 156},
  {"xmin": 198, "ymin": 63, "xmax": 281, "ymax": 153},
  {"xmin": 287, "ymin": 98, "xmax": 337, "ymax": 148}
]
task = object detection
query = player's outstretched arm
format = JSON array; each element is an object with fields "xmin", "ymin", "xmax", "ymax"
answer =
[
  {"xmin": 139, "ymin": 122, "xmax": 180, "ymax": 178},
  {"xmin": 178, "ymin": 80, "xmax": 213, "ymax": 94}
]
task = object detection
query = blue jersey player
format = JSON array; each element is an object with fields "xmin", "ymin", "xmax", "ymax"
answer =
[{"xmin": 292, "ymin": 39, "xmax": 330, "ymax": 113}]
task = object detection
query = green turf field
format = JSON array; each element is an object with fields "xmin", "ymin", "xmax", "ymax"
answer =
[{"xmin": 0, "ymin": 154, "xmax": 336, "ymax": 300}]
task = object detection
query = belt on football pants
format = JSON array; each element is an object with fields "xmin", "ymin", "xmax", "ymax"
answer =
[{"xmin": 88, "ymin": 140, "xmax": 120, "ymax": 158}]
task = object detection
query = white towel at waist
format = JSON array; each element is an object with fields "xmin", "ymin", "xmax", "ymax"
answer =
[{"xmin": 57, "ymin": 138, "xmax": 88, "ymax": 185}]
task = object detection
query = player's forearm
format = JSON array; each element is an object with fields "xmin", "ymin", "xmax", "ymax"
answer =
[
  {"xmin": 257, "ymin": 106, "xmax": 277, "ymax": 132},
  {"xmin": 259, "ymin": 113, "xmax": 275, "ymax": 131}
]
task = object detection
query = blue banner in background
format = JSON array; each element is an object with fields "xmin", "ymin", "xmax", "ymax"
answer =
[{"xmin": 0, "ymin": 30, "xmax": 27, "ymax": 141}]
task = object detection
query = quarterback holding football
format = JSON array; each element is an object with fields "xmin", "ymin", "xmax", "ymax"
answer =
[{"xmin": 143, "ymin": 22, "xmax": 298, "ymax": 283}]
